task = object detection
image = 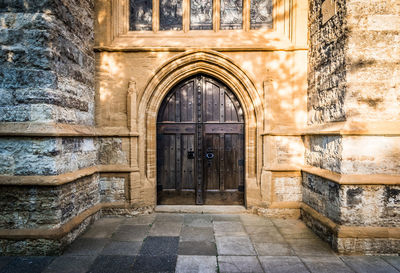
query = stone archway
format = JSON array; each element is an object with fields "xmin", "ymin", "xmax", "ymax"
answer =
[{"xmin": 136, "ymin": 50, "xmax": 264, "ymax": 208}]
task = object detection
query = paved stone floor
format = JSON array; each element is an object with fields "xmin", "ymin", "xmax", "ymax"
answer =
[{"xmin": 0, "ymin": 213, "xmax": 399, "ymax": 273}]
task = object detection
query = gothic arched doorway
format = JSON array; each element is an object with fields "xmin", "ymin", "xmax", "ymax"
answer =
[{"xmin": 157, "ymin": 75, "xmax": 245, "ymax": 205}]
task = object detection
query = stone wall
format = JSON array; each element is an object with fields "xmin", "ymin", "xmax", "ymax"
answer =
[
  {"xmin": 0, "ymin": 0, "xmax": 95, "ymax": 124},
  {"xmin": 0, "ymin": 0, "xmax": 108, "ymax": 255},
  {"xmin": 304, "ymin": 0, "xmax": 400, "ymax": 254},
  {"xmin": 307, "ymin": 0, "xmax": 347, "ymax": 124}
]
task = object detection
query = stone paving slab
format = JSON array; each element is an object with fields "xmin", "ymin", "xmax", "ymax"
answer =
[
  {"xmin": 175, "ymin": 255, "xmax": 217, "ymax": 273},
  {"xmin": 132, "ymin": 255, "xmax": 177, "ymax": 273},
  {"xmin": 216, "ymin": 236, "xmax": 256, "ymax": 256},
  {"xmin": 383, "ymin": 256, "xmax": 400, "ymax": 271},
  {"xmin": 180, "ymin": 226, "xmax": 215, "ymax": 242},
  {"xmin": 81, "ymin": 224, "xmax": 119, "ymax": 239},
  {"xmin": 139, "ymin": 236, "xmax": 179, "ymax": 256},
  {"xmin": 250, "ymin": 232, "xmax": 286, "ymax": 243},
  {"xmin": 154, "ymin": 213, "xmax": 184, "ymax": 223},
  {"xmin": 63, "ymin": 238, "xmax": 109, "ymax": 256},
  {"xmin": 300, "ymin": 256, "xmax": 354, "ymax": 273},
  {"xmin": 0, "ymin": 257, "xmax": 55, "ymax": 273},
  {"xmin": 212, "ymin": 214, "xmax": 241, "ymax": 221},
  {"xmin": 112, "ymin": 225, "xmax": 150, "ymax": 242},
  {"xmin": 254, "ymin": 242, "xmax": 295, "ymax": 256},
  {"xmin": 0, "ymin": 257, "xmax": 13, "ymax": 271},
  {"xmin": 213, "ymin": 221, "xmax": 246, "ymax": 236},
  {"xmin": 259, "ymin": 256, "xmax": 310, "ymax": 273},
  {"xmin": 101, "ymin": 241, "xmax": 142, "ymax": 256},
  {"xmin": 341, "ymin": 256, "xmax": 400, "ymax": 273},
  {"xmin": 218, "ymin": 256, "xmax": 264, "ymax": 273},
  {"xmin": 183, "ymin": 214, "xmax": 213, "ymax": 225},
  {"xmin": 240, "ymin": 215, "xmax": 274, "ymax": 226},
  {"xmin": 124, "ymin": 214, "xmax": 155, "ymax": 225},
  {"xmin": 43, "ymin": 256, "xmax": 96, "ymax": 273},
  {"xmin": 178, "ymin": 241, "xmax": 217, "ymax": 256},
  {"xmin": 287, "ymin": 238, "xmax": 336, "ymax": 256},
  {"xmin": 149, "ymin": 221, "xmax": 182, "ymax": 236},
  {"xmin": 1, "ymin": 213, "xmax": 398, "ymax": 273},
  {"xmin": 87, "ymin": 255, "xmax": 135, "ymax": 273}
]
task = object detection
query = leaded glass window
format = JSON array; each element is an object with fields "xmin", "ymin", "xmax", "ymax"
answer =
[
  {"xmin": 130, "ymin": 0, "xmax": 152, "ymax": 31},
  {"xmin": 250, "ymin": 0, "xmax": 273, "ymax": 29},
  {"xmin": 220, "ymin": 0, "xmax": 243, "ymax": 30},
  {"xmin": 190, "ymin": 0, "xmax": 213, "ymax": 30},
  {"xmin": 160, "ymin": 0, "xmax": 183, "ymax": 30}
]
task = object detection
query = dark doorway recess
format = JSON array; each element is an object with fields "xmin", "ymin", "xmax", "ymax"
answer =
[{"xmin": 157, "ymin": 75, "xmax": 245, "ymax": 205}]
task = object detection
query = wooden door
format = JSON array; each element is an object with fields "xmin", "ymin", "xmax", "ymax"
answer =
[{"xmin": 157, "ymin": 75, "xmax": 244, "ymax": 205}]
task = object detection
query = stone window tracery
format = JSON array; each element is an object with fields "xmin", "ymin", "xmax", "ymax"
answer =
[{"xmin": 128, "ymin": 0, "xmax": 273, "ymax": 32}]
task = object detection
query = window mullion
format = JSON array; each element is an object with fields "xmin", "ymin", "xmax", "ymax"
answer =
[
  {"xmin": 153, "ymin": 0, "xmax": 159, "ymax": 32},
  {"xmin": 213, "ymin": 0, "xmax": 220, "ymax": 32},
  {"xmin": 183, "ymin": 0, "xmax": 190, "ymax": 32},
  {"xmin": 243, "ymin": 0, "xmax": 250, "ymax": 31}
]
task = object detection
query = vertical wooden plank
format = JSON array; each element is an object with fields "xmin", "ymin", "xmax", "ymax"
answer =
[
  {"xmin": 187, "ymin": 80, "xmax": 194, "ymax": 122},
  {"xmin": 219, "ymin": 133, "xmax": 225, "ymax": 191},
  {"xmin": 220, "ymin": 87, "xmax": 225, "ymax": 122},
  {"xmin": 238, "ymin": 133, "xmax": 244, "ymax": 187},
  {"xmin": 224, "ymin": 134, "xmax": 234, "ymax": 189},
  {"xmin": 176, "ymin": 87, "xmax": 181, "ymax": 122},
  {"xmin": 182, "ymin": 134, "xmax": 195, "ymax": 189},
  {"xmin": 196, "ymin": 76, "xmax": 203, "ymax": 204},
  {"xmin": 176, "ymin": 134, "xmax": 182, "ymax": 190}
]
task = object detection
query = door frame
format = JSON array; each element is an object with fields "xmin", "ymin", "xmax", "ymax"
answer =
[{"xmin": 135, "ymin": 50, "xmax": 264, "ymax": 208}]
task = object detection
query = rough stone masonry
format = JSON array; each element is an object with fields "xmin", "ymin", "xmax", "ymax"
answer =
[
  {"xmin": 0, "ymin": 0, "xmax": 399, "ymax": 256},
  {"xmin": 303, "ymin": 0, "xmax": 400, "ymax": 254}
]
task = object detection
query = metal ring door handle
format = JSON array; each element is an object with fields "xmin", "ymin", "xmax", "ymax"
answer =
[{"xmin": 206, "ymin": 152, "xmax": 214, "ymax": 159}]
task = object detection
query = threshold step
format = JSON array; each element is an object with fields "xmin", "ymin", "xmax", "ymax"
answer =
[{"xmin": 155, "ymin": 205, "xmax": 247, "ymax": 214}]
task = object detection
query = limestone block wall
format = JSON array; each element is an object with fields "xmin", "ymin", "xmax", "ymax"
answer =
[
  {"xmin": 0, "ymin": 0, "xmax": 95, "ymax": 124},
  {"xmin": 303, "ymin": 0, "xmax": 400, "ymax": 254},
  {"xmin": 0, "ymin": 0, "xmax": 120, "ymax": 255}
]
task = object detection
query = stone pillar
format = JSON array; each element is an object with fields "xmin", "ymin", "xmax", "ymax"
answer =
[
  {"xmin": 0, "ymin": 0, "xmax": 99, "ymax": 255},
  {"xmin": 303, "ymin": 0, "xmax": 400, "ymax": 254}
]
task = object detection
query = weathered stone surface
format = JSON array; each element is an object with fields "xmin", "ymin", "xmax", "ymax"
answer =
[
  {"xmin": 306, "ymin": 135, "xmax": 342, "ymax": 173},
  {"xmin": 0, "ymin": 174, "xmax": 99, "ymax": 229},
  {"xmin": 308, "ymin": 0, "xmax": 347, "ymax": 125},
  {"xmin": 98, "ymin": 137, "xmax": 129, "ymax": 165},
  {"xmin": 0, "ymin": 0, "xmax": 95, "ymax": 125},
  {"xmin": 99, "ymin": 176, "xmax": 126, "ymax": 203},
  {"xmin": 0, "ymin": 137, "xmax": 98, "ymax": 175}
]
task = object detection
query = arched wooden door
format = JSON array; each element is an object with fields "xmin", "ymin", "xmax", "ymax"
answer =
[{"xmin": 157, "ymin": 75, "xmax": 245, "ymax": 205}]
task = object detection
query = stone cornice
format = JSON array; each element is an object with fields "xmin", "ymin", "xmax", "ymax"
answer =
[{"xmin": 93, "ymin": 46, "xmax": 309, "ymax": 52}]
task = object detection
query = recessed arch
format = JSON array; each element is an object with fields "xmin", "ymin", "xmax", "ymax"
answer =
[{"xmin": 136, "ymin": 50, "xmax": 264, "ymax": 207}]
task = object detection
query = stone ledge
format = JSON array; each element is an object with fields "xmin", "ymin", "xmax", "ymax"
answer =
[
  {"xmin": 0, "ymin": 202, "xmax": 152, "ymax": 241},
  {"xmin": 0, "ymin": 123, "xmax": 139, "ymax": 137},
  {"xmin": 93, "ymin": 46, "xmax": 309, "ymax": 52},
  {"xmin": 302, "ymin": 166, "xmax": 400, "ymax": 185},
  {"xmin": 301, "ymin": 203, "xmax": 400, "ymax": 239},
  {"xmin": 0, "ymin": 165, "xmax": 139, "ymax": 186},
  {"xmin": 262, "ymin": 121, "xmax": 400, "ymax": 136},
  {"xmin": 0, "ymin": 203, "xmax": 102, "ymax": 240}
]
